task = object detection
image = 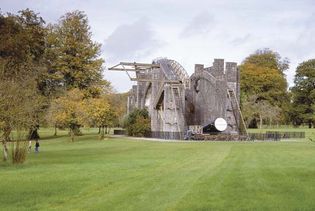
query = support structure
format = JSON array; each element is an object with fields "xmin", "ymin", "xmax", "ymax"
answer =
[{"xmin": 109, "ymin": 58, "xmax": 247, "ymax": 140}]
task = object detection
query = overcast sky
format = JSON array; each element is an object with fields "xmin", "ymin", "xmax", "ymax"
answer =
[{"xmin": 2, "ymin": 0, "xmax": 315, "ymax": 92}]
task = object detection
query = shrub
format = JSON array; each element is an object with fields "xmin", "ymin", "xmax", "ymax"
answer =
[
  {"xmin": 11, "ymin": 141, "xmax": 28, "ymax": 164},
  {"xmin": 124, "ymin": 109, "xmax": 151, "ymax": 137}
]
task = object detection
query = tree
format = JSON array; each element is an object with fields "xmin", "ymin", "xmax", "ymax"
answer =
[
  {"xmin": 1, "ymin": 8, "xmax": 114, "ymax": 160},
  {"xmin": 84, "ymin": 97, "xmax": 117, "ymax": 139},
  {"xmin": 0, "ymin": 9, "xmax": 46, "ymax": 78},
  {"xmin": 242, "ymin": 95, "xmax": 281, "ymax": 129},
  {"xmin": 107, "ymin": 92, "xmax": 128, "ymax": 127},
  {"xmin": 44, "ymin": 10, "xmax": 113, "ymax": 137},
  {"xmin": 44, "ymin": 10, "xmax": 104, "ymax": 95},
  {"xmin": 46, "ymin": 98, "xmax": 69, "ymax": 136},
  {"xmin": 44, "ymin": 10, "xmax": 114, "ymax": 138},
  {"xmin": 124, "ymin": 109, "xmax": 151, "ymax": 137},
  {"xmin": 0, "ymin": 79, "xmax": 44, "ymax": 162},
  {"xmin": 0, "ymin": 10, "xmax": 46, "ymax": 162},
  {"xmin": 242, "ymin": 49, "xmax": 289, "ymax": 73},
  {"xmin": 240, "ymin": 49, "xmax": 289, "ymax": 127},
  {"xmin": 47, "ymin": 89, "xmax": 86, "ymax": 141},
  {"xmin": 290, "ymin": 59, "xmax": 315, "ymax": 128}
]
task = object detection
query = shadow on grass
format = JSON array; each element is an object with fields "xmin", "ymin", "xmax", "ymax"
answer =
[
  {"xmin": 40, "ymin": 135, "xmax": 69, "ymax": 141},
  {"xmin": 40, "ymin": 131, "xmax": 100, "ymax": 140}
]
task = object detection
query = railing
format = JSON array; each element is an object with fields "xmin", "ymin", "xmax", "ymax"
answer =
[
  {"xmin": 114, "ymin": 130, "xmax": 305, "ymax": 141},
  {"xmin": 248, "ymin": 131, "xmax": 305, "ymax": 141},
  {"xmin": 147, "ymin": 131, "xmax": 184, "ymax": 140}
]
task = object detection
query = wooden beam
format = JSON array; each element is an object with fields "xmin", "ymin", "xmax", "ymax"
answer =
[
  {"xmin": 119, "ymin": 62, "xmax": 160, "ymax": 68},
  {"xmin": 153, "ymin": 82, "xmax": 165, "ymax": 109},
  {"xmin": 130, "ymin": 78, "xmax": 181, "ymax": 83},
  {"xmin": 108, "ymin": 62, "xmax": 160, "ymax": 71},
  {"xmin": 108, "ymin": 68, "xmax": 144, "ymax": 71}
]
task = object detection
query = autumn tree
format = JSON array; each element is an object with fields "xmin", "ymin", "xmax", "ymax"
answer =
[
  {"xmin": 44, "ymin": 10, "xmax": 115, "ymax": 136},
  {"xmin": 241, "ymin": 49, "xmax": 289, "ymax": 73},
  {"xmin": 290, "ymin": 59, "xmax": 315, "ymax": 128},
  {"xmin": 0, "ymin": 80, "xmax": 44, "ymax": 162},
  {"xmin": 107, "ymin": 92, "xmax": 128, "ymax": 127},
  {"xmin": 240, "ymin": 49, "xmax": 289, "ymax": 127},
  {"xmin": 43, "ymin": 10, "xmax": 115, "ymax": 138},
  {"xmin": 46, "ymin": 98, "xmax": 68, "ymax": 136},
  {"xmin": 44, "ymin": 10, "xmax": 105, "ymax": 96},
  {"xmin": 85, "ymin": 97, "xmax": 118, "ymax": 139},
  {"xmin": 0, "ymin": 10, "xmax": 46, "ymax": 162},
  {"xmin": 47, "ymin": 89, "xmax": 86, "ymax": 141}
]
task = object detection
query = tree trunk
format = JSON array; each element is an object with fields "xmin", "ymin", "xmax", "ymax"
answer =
[
  {"xmin": 70, "ymin": 128, "xmax": 75, "ymax": 142},
  {"xmin": 259, "ymin": 114, "xmax": 263, "ymax": 129},
  {"xmin": 54, "ymin": 125, "xmax": 57, "ymax": 136},
  {"xmin": 2, "ymin": 125, "xmax": 11, "ymax": 161},
  {"xmin": 308, "ymin": 121, "xmax": 312, "ymax": 129},
  {"xmin": 98, "ymin": 127, "xmax": 101, "ymax": 134},
  {"xmin": 2, "ymin": 141, "xmax": 8, "ymax": 161},
  {"xmin": 100, "ymin": 126, "xmax": 105, "ymax": 139}
]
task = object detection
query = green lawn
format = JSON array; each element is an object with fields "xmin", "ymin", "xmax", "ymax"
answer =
[{"xmin": 1, "ymin": 129, "xmax": 315, "ymax": 210}]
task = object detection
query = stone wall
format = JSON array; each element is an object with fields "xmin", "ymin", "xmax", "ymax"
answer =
[{"xmin": 127, "ymin": 58, "xmax": 240, "ymax": 136}]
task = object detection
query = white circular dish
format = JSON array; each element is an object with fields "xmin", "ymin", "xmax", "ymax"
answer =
[{"xmin": 214, "ymin": 118, "xmax": 227, "ymax": 132}]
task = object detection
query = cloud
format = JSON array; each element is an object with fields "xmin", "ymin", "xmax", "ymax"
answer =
[
  {"xmin": 179, "ymin": 11, "xmax": 215, "ymax": 38},
  {"xmin": 103, "ymin": 18, "xmax": 163, "ymax": 63},
  {"xmin": 295, "ymin": 13, "xmax": 315, "ymax": 58},
  {"xmin": 230, "ymin": 34, "xmax": 252, "ymax": 46},
  {"xmin": 2, "ymin": 0, "xmax": 315, "ymax": 92}
]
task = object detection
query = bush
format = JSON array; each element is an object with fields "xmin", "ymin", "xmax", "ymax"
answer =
[
  {"xmin": 11, "ymin": 141, "xmax": 28, "ymax": 164},
  {"xmin": 69, "ymin": 123, "xmax": 82, "ymax": 136},
  {"xmin": 124, "ymin": 109, "xmax": 151, "ymax": 137}
]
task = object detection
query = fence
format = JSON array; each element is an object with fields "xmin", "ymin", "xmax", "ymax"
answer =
[
  {"xmin": 147, "ymin": 131, "xmax": 184, "ymax": 140},
  {"xmin": 147, "ymin": 131, "xmax": 305, "ymax": 141},
  {"xmin": 147, "ymin": 131, "xmax": 246, "ymax": 141},
  {"xmin": 114, "ymin": 129, "xmax": 305, "ymax": 141},
  {"xmin": 248, "ymin": 131, "xmax": 305, "ymax": 141}
]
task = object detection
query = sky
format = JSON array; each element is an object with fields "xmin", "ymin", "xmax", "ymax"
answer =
[{"xmin": 1, "ymin": 0, "xmax": 315, "ymax": 92}]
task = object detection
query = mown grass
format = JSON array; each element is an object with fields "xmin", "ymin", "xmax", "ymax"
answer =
[{"xmin": 1, "ymin": 128, "xmax": 315, "ymax": 210}]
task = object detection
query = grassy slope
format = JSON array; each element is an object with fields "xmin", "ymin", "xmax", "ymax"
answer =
[{"xmin": 1, "ymin": 130, "xmax": 315, "ymax": 210}]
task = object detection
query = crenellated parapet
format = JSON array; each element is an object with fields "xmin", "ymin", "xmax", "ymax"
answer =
[{"xmin": 187, "ymin": 59, "xmax": 240, "ymax": 134}]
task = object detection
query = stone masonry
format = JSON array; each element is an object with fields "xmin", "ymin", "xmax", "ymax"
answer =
[{"xmin": 125, "ymin": 58, "xmax": 241, "ymax": 138}]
